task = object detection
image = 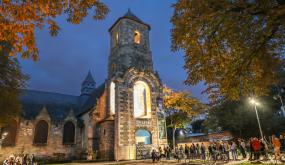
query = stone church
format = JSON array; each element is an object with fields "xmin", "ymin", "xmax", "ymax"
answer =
[{"xmin": 0, "ymin": 10, "xmax": 167, "ymax": 161}]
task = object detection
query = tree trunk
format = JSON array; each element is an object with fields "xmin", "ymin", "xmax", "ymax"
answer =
[{"xmin": 172, "ymin": 126, "xmax": 176, "ymax": 149}]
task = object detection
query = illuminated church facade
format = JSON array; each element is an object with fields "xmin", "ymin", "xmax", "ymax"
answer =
[{"xmin": 0, "ymin": 10, "xmax": 167, "ymax": 161}]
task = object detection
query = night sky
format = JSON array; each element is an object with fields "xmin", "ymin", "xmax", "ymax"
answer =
[{"xmin": 19, "ymin": 0, "xmax": 208, "ymax": 103}]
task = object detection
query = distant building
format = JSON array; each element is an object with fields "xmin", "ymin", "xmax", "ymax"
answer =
[
  {"xmin": 177, "ymin": 131, "xmax": 233, "ymax": 147},
  {"xmin": 0, "ymin": 10, "xmax": 167, "ymax": 161}
]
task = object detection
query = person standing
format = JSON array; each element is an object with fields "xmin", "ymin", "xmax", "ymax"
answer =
[
  {"xmin": 239, "ymin": 139, "xmax": 247, "ymax": 159},
  {"xmin": 252, "ymin": 137, "xmax": 261, "ymax": 160},
  {"xmin": 163, "ymin": 146, "xmax": 167, "ymax": 159},
  {"xmin": 23, "ymin": 154, "xmax": 27, "ymax": 165},
  {"xmin": 224, "ymin": 141, "xmax": 230, "ymax": 161},
  {"xmin": 272, "ymin": 135, "xmax": 281, "ymax": 160},
  {"xmin": 208, "ymin": 143, "xmax": 213, "ymax": 160},
  {"xmin": 31, "ymin": 154, "xmax": 35, "ymax": 165},
  {"xmin": 201, "ymin": 143, "xmax": 206, "ymax": 160},
  {"xmin": 195, "ymin": 143, "xmax": 200, "ymax": 159},
  {"xmin": 248, "ymin": 138, "xmax": 254, "ymax": 160},
  {"xmin": 185, "ymin": 144, "xmax": 189, "ymax": 159},
  {"xmin": 151, "ymin": 149, "xmax": 157, "ymax": 163},
  {"xmin": 190, "ymin": 143, "xmax": 195, "ymax": 159},
  {"xmin": 230, "ymin": 141, "xmax": 237, "ymax": 161}
]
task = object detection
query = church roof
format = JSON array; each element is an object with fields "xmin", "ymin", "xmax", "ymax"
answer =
[
  {"xmin": 79, "ymin": 82, "xmax": 106, "ymax": 116},
  {"xmin": 20, "ymin": 89, "xmax": 81, "ymax": 122},
  {"xmin": 109, "ymin": 9, "xmax": 151, "ymax": 32},
  {"xmin": 20, "ymin": 83, "xmax": 105, "ymax": 122},
  {"xmin": 83, "ymin": 70, "xmax": 95, "ymax": 83},
  {"xmin": 123, "ymin": 9, "xmax": 143, "ymax": 23}
]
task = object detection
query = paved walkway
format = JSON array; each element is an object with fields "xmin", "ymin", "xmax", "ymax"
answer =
[
  {"xmin": 65, "ymin": 159, "xmax": 251, "ymax": 165},
  {"xmin": 56, "ymin": 158, "xmax": 285, "ymax": 165}
]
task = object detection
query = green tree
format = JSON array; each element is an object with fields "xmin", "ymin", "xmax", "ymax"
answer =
[
  {"xmin": 0, "ymin": 42, "xmax": 27, "ymax": 125},
  {"xmin": 171, "ymin": 0, "xmax": 285, "ymax": 101},
  {"xmin": 191, "ymin": 119, "xmax": 206, "ymax": 133},
  {"xmin": 163, "ymin": 87, "xmax": 205, "ymax": 147},
  {"xmin": 206, "ymin": 93, "xmax": 285, "ymax": 138}
]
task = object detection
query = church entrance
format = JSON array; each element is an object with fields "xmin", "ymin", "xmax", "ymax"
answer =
[{"xmin": 135, "ymin": 129, "xmax": 152, "ymax": 159}]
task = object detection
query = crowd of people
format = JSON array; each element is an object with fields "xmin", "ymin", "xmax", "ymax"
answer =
[
  {"xmin": 3, "ymin": 135, "xmax": 285, "ymax": 164},
  {"xmin": 2, "ymin": 154, "xmax": 35, "ymax": 165},
  {"xmin": 151, "ymin": 134, "xmax": 285, "ymax": 163}
]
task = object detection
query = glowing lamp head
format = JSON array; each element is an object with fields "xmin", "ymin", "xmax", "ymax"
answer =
[
  {"xmin": 249, "ymin": 97, "xmax": 260, "ymax": 106},
  {"xmin": 179, "ymin": 130, "xmax": 184, "ymax": 136}
]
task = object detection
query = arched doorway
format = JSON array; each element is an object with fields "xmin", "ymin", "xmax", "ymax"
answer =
[
  {"xmin": 135, "ymin": 129, "xmax": 151, "ymax": 144},
  {"xmin": 135, "ymin": 129, "xmax": 152, "ymax": 159}
]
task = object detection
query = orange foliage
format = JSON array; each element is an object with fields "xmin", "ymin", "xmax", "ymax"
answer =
[{"xmin": 0, "ymin": 0, "xmax": 109, "ymax": 60}]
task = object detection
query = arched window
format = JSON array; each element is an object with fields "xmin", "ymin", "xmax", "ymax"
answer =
[
  {"xmin": 33, "ymin": 120, "xmax": 48, "ymax": 145},
  {"xmin": 134, "ymin": 30, "xmax": 141, "ymax": 44},
  {"xmin": 110, "ymin": 82, "xmax": 115, "ymax": 114},
  {"xmin": 63, "ymin": 121, "xmax": 75, "ymax": 145},
  {"xmin": 115, "ymin": 32, "xmax": 119, "ymax": 45},
  {"xmin": 0, "ymin": 120, "xmax": 17, "ymax": 147},
  {"xmin": 135, "ymin": 129, "xmax": 151, "ymax": 144},
  {"xmin": 133, "ymin": 81, "xmax": 151, "ymax": 118}
]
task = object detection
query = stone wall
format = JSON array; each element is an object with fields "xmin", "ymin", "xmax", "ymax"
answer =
[
  {"xmin": 108, "ymin": 18, "xmax": 153, "ymax": 78},
  {"xmin": 97, "ymin": 120, "xmax": 114, "ymax": 160},
  {"xmin": 107, "ymin": 14, "xmax": 167, "ymax": 160},
  {"xmin": 0, "ymin": 109, "xmax": 84, "ymax": 161},
  {"xmin": 113, "ymin": 69, "xmax": 165, "ymax": 160}
]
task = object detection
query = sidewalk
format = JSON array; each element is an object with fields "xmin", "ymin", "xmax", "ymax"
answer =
[
  {"xmin": 59, "ymin": 159, "xmax": 250, "ymax": 165},
  {"xmin": 56, "ymin": 158, "xmax": 285, "ymax": 165}
]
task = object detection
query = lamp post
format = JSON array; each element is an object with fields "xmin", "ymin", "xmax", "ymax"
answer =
[
  {"xmin": 0, "ymin": 132, "xmax": 8, "ymax": 149},
  {"xmin": 249, "ymin": 98, "xmax": 264, "ymax": 139}
]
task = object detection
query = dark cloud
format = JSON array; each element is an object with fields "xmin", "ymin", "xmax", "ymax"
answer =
[{"xmin": 19, "ymin": 0, "xmax": 208, "ymax": 103}]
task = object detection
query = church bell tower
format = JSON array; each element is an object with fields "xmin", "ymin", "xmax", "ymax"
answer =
[
  {"xmin": 108, "ymin": 9, "xmax": 154, "ymax": 78},
  {"xmin": 105, "ymin": 10, "xmax": 167, "ymax": 161}
]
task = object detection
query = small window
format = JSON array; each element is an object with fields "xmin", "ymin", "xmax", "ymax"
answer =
[
  {"xmin": 33, "ymin": 120, "xmax": 48, "ymax": 145},
  {"xmin": 134, "ymin": 30, "xmax": 141, "ymax": 44},
  {"xmin": 63, "ymin": 121, "xmax": 75, "ymax": 145}
]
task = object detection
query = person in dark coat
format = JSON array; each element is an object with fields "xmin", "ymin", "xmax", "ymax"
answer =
[
  {"xmin": 201, "ymin": 143, "xmax": 206, "ymax": 160},
  {"xmin": 151, "ymin": 149, "xmax": 157, "ymax": 163},
  {"xmin": 23, "ymin": 154, "xmax": 27, "ymax": 165},
  {"xmin": 185, "ymin": 144, "xmax": 189, "ymax": 159}
]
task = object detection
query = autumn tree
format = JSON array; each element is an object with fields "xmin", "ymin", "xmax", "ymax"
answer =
[
  {"xmin": 0, "ymin": 43, "xmax": 27, "ymax": 125},
  {"xmin": 163, "ymin": 86, "xmax": 205, "ymax": 147},
  {"xmin": 0, "ymin": 1, "xmax": 108, "ymax": 123},
  {"xmin": 0, "ymin": 0, "xmax": 109, "ymax": 60},
  {"xmin": 171, "ymin": 0, "xmax": 285, "ymax": 102}
]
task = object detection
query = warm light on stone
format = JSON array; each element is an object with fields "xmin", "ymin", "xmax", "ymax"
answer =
[
  {"xmin": 134, "ymin": 30, "xmax": 141, "ymax": 44},
  {"xmin": 133, "ymin": 81, "xmax": 151, "ymax": 118},
  {"xmin": 110, "ymin": 81, "xmax": 116, "ymax": 114}
]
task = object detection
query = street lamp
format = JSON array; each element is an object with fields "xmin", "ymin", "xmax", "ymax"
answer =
[
  {"xmin": 0, "ymin": 132, "xmax": 8, "ymax": 149},
  {"xmin": 249, "ymin": 98, "xmax": 264, "ymax": 139}
]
